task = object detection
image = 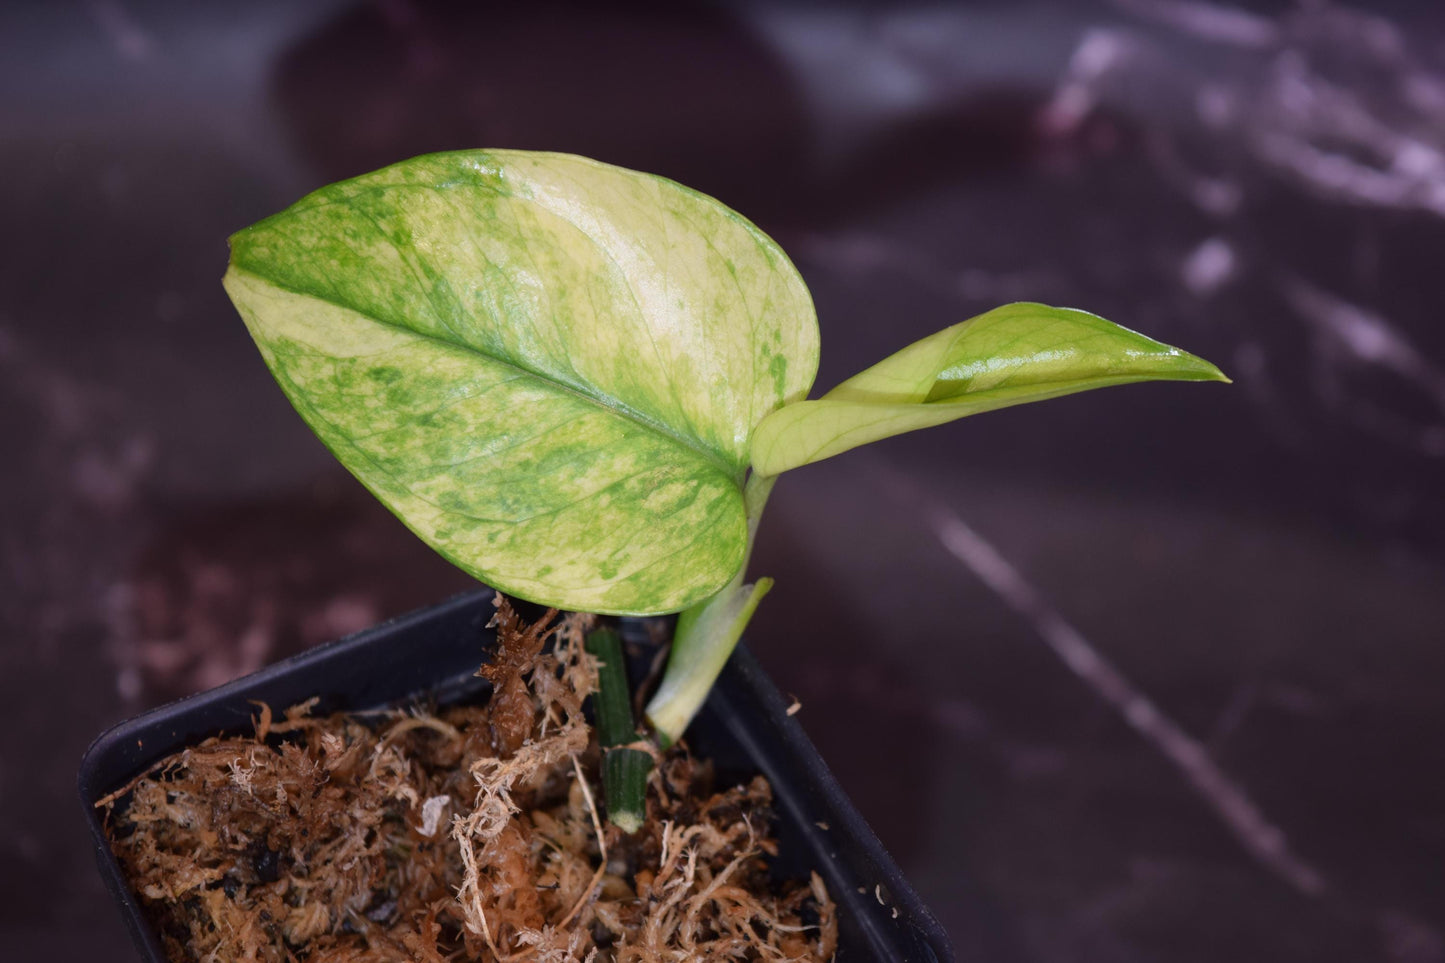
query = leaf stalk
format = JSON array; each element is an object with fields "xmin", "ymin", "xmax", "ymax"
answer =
[{"xmin": 644, "ymin": 472, "xmax": 776, "ymax": 744}]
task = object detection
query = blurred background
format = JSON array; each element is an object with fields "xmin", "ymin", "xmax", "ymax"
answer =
[{"xmin": 4, "ymin": 1, "xmax": 1444, "ymax": 960}]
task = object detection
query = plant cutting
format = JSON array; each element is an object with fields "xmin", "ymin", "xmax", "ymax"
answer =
[
  {"xmin": 95, "ymin": 149, "xmax": 1224, "ymax": 962},
  {"xmin": 222, "ymin": 148, "xmax": 1224, "ymax": 822}
]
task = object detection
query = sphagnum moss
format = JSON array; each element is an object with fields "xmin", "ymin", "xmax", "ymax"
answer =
[{"xmin": 105, "ymin": 598, "xmax": 837, "ymax": 963}]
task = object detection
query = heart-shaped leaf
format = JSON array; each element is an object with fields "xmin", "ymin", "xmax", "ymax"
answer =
[
  {"xmin": 225, "ymin": 151, "xmax": 818, "ymax": 615},
  {"xmin": 750, "ymin": 302, "xmax": 1225, "ymax": 475}
]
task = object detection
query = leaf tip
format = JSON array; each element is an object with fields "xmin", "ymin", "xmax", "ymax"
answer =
[{"xmin": 1176, "ymin": 350, "xmax": 1231, "ymax": 385}]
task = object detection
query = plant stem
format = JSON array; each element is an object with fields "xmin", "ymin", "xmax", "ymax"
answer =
[
  {"xmin": 585, "ymin": 627, "xmax": 651, "ymax": 833},
  {"xmin": 601, "ymin": 749, "xmax": 650, "ymax": 834},
  {"xmin": 644, "ymin": 472, "xmax": 776, "ymax": 745}
]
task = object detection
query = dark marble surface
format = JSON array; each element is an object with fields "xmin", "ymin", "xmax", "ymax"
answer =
[{"xmin": 4, "ymin": 1, "xmax": 1444, "ymax": 960}]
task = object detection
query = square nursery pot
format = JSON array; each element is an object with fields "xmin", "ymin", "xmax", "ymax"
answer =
[{"xmin": 80, "ymin": 589, "xmax": 955, "ymax": 962}]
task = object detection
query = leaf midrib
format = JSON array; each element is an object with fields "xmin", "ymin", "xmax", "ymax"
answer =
[{"xmin": 232, "ymin": 265, "xmax": 748, "ymax": 486}]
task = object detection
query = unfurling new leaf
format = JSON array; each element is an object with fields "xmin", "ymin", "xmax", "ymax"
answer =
[{"xmin": 750, "ymin": 302, "xmax": 1228, "ymax": 476}]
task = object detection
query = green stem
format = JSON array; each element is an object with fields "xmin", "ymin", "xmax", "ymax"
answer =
[
  {"xmin": 644, "ymin": 472, "xmax": 776, "ymax": 745},
  {"xmin": 585, "ymin": 627, "xmax": 651, "ymax": 833},
  {"xmin": 601, "ymin": 748, "xmax": 651, "ymax": 834}
]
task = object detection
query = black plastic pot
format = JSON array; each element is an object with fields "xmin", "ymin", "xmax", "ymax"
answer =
[{"xmin": 80, "ymin": 589, "xmax": 954, "ymax": 962}]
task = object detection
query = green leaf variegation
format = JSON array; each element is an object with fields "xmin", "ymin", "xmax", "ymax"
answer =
[
  {"xmin": 750, "ymin": 302, "xmax": 1228, "ymax": 476},
  {"xmin": 224, "ymin": 151, "xmax": 818, "ymax": 615}
]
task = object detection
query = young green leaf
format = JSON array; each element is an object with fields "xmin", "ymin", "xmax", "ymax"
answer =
[
  {"xmin": 750, "ymin": 302, "xmax": 1227, "ymax": 476},
  {"xmin": 225, "ymin": 151, "xmax": 818, "ymax": 615}
]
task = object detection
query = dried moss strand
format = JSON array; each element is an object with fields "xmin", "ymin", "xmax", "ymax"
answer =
[{"xmin": 557, "ymin": 754, "xmax": 607, "ymax": 930}]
